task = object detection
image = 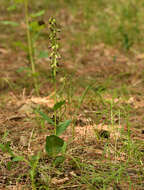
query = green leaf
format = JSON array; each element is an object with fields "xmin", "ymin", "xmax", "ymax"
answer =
[
  {"xmin": 56, "ymin": 120, "xmax": 71, "ymax": 136},
  {"xmin": 53, "ymin": 155, "xmax": 65, "ymax": 166},
  {"xmin": 29, "ymin": 153, "xmax": 40, "ymax": 168},
  {"xmin": 7, "ymin": 5, "xmax": 17, "ymax": 11},
  {"xmin": 37, "ymin": 110, "xmax": 54, "ymax": 125},
  {"xmin": 31, "ymin": 72, "xmax": 39, "ymax": 78},
  {"xmin": 29, "ymin": 21, "xmax": 39, "ymax": 31},
  {"xmin": 0, "ymin": 143, "xmax": 6, "ymax": 152},
  {"xmin": 45, "ymin": 135, "xmax": 64, "ymax": 157},
  {"xmin": 0, "ymin": 142, "xmax": 14, "ymax": 157},
  {"xmin": 16, "ymin": 66, "xmax": 30, "ymax": 73},
  {"xmin": 5, "ymin": 142, "xmax": 14, "ymax": 156},
  {"xmin": 29, "ymin": 21, "xmax": 44, "ymax": 32},
  {"xmin": 62, "ymin": 142, "xmax": 67, "ymax": 154},
  {"xmin": 38, "ymin": 51, "xmax": 49, "ymax": 58},
  {"xmin": 0, "ymin": 21, "xmax": 19, "ymax": 27},
  {"xmin": 12, "ymin": 156, "xmax": 25, "ymax": 162},
  {"xmin": 92, "ymin": 85, "xmax": 106, "ymax": 93},
  {"xmin": 13, "ymin": 41, "xmax": 28, "ymax": 52},
  {"xmin": 30, "ymin": 10, "xmax": 45, "ymax": 18},
  {"xmin": 2, "ymin": 130, "xmax": 9, "ymax": 140},
  {"xmin": 53, "ymin": 100, "xmax": 65, "ymax": 111},
  {"xmin": 0, "ymin": 142, "xmax": 10, "ymax": 152},
  {"xmin": 7, "ymin": 161, "xmax": 12, "ymax": 171}
]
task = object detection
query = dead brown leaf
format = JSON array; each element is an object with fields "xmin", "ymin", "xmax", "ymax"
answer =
[{"xmin": 51, "ymin": 177, "xmax": 69, "ymax": 185}]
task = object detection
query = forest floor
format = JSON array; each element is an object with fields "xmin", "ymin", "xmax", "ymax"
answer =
[{"xmin": 0, "ymin": 1, "xmax": 144, "ymax": 190}]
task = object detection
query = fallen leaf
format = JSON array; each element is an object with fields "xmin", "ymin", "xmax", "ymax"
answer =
[
  {"xmin": 30, "ymin": 96, "xmax": 55, "ymax": 108},
  {"xmin": 51, "ymin": 177, "xmax": 69, "ymax": 185},
  {"xmin": 0, "ymin": 48, "xmax": 9, "ymax": 54},
  {"xmin": 69, "ymin": 171, "xmax": 77, "ymax": 177},
  {"xmin": 136, "ymin": 53, "xmax": 144, "ymax": 60},
  {"xmin": 18, "ymin": 103, "xmax": 34, "ymax": 115}
]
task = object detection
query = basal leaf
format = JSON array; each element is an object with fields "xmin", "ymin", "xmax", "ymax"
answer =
[{"xmin": 45, "ymin": 135, "xmax": 64, "ymax": 157}]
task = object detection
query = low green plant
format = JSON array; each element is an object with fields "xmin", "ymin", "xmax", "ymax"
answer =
[
  {"xmin": 37, "ymin": 92, "xmax": 71, "ymax": 160},
  {"xmin": 24, "ymin": 0, "xmax": 39, "ymax": 95},
  {"xmin": 0, "ymin": 141, "xmax": 40, "ymax": 190},
  {"xmin": 1, "ymin": 0, "xmax": 46, "ymax": 95},
  {"xmin": 36, "ymin": 18, "xmax": 71, "ymax": 161}
]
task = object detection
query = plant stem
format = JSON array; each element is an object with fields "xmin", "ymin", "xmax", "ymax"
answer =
[
  {"xmin": 24, "ymin": 0, "xmax": 39, "ymax": 95},
  {"xmin": 54, "ymin": 70, "xmax": 57, "ymax": 135}
]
